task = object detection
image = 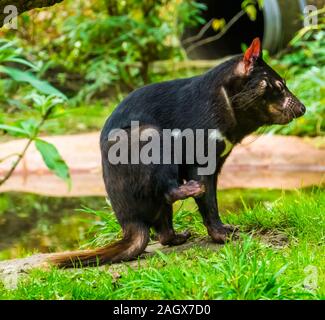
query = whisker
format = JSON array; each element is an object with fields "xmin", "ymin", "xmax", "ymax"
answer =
[{"xmin": 286, "ymin": 103, "xmax": 296, "ymax": 118}]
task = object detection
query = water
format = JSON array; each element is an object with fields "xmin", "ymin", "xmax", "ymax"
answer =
[
  {"xmin": 0, "ymin": 189, "xmax": 285, "ymax": 260},
  {"xmin": 0, "ymin": 193, "xmax": 106, "ymax": 260}
]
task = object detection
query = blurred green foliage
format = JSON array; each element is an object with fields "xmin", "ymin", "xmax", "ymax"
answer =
[
  {"xmin": 0, "ymin": 1, "xmax": 324, "ymax": 136},
  {"xmin": 3, "ymin": 0, "xmax": 206, "ymax": 103}
]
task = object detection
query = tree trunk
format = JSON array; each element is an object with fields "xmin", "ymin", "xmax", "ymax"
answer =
[{"xmin": 0, "ymin": 0, "xmax": 64, "ymax": 27}]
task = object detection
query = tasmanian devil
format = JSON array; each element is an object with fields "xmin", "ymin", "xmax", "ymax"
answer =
[{"xmin": 48, "ymin": 38, "xmax": 305, "ymax": 268}]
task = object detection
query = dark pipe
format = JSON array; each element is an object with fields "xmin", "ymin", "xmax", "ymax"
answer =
[{"xmin": 182, "ymin": 0, "xmax": 324, "ymax": 59}]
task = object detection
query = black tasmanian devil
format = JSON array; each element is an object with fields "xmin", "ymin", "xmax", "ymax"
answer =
[{"xmin": 48, "ymin": 38, "xmax": 306, "ymax": 267}]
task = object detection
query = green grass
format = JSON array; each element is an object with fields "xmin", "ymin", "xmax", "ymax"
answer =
[{"xmin": 0, "ymin": 188, "xmax": 324, "ymax": 300}]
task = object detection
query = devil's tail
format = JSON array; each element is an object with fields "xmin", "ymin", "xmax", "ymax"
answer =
[{"xmin": 47, "ymin": 223, "xmax": 149, "ymax": 268}]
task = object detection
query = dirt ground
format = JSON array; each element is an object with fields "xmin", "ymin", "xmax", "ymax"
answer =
[{"xmin": 0, "ymin": 133, "xmax": 324, "ymax": 196}]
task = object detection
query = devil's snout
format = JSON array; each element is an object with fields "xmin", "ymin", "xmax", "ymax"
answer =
[
  {"xmin": 295, "ymin": 103, "xmax": 306, "ymax": 117},
  {"xmin": 299, "ymin": 104, "xmax": 306, "ymax": 115}
]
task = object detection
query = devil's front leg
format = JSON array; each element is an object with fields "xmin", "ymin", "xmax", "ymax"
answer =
[{"xmin": 187, "ymin": 166, "xmax": 237, "ymax": 244}]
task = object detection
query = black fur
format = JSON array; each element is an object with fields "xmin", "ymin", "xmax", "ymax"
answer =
[{"xmin": 99, "ymin": 53, "xmax": 305, "ymax": 246}]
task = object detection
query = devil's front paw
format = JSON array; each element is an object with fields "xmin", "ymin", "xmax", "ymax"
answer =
[
  {"xmin": 207, "ymin": 224, "xmax": 238, "ymax": 244},
  {"xmin": 166, "ymin": 180, "xmax": 205, "ymax": 203}
]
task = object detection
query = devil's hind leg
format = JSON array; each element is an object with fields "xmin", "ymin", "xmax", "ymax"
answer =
[
  {"xmin": 153, "ymin": 203, "xmax": 191, "ymax": 246},
  {"xmin": 152, "ymin": 164, "xmax": 202, "ymax": 246}
]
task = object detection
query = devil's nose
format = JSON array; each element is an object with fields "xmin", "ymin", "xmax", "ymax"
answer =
[{"xmin": 300, "ymin": 104, "xmax": 306, "ymax": 115}]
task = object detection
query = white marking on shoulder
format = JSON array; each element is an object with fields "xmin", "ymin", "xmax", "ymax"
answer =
[{"xmin": 209, "ymin": 129, "xmax": 234, "ymax": 157}]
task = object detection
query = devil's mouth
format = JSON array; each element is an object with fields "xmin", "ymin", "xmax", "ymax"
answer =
[
  {"xmin": 272, "ymin": 116, "xmax": 292, "ymax": 125},
  {"xmin": 292, "ymin": 110, "xmax": 304, "ymax": 119},
  {"xmin": 269, "ymin": 103, "xmax": 305, "ymax": 124},
  {"xmin": 268, "ymin": 105, "xmax": 290, "ymax": 124},
  {"xmin": 281, "ymin": 110, "xmax": 301, "ymax": 123},
  {"xmin": 272, "ymin": 109, "xmax": 300, "ymax": 124}
]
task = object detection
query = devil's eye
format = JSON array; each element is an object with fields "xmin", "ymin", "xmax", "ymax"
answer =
[{"xmin": 275, "ymin": 80, "xmax": 285, "ymax": 91}]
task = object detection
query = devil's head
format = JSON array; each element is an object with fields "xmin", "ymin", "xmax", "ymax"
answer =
[{"xmin": 226, "ymin": 38, "xmax": 306, "ymax": 127}]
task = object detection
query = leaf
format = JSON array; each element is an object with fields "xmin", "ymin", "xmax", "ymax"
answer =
[
  {"xmin": 212, "ymin": 18, "xmax": 226, "ymax": 32},
  {"xmin": 6, "ymin": 98, "xmax": 30, "ymax": 111},
  {"xmin": 245, "ymin": 4, "xmax": 257, "ymax": 21},
  {"xmin": 5, "ymin": 57, "xmax": 38, "ymax": 70},
  {"xmin": 0, "ymin": 41, "xmax": 15, "ymax": 52},
  {"xmin": 257, "ymin": 0, "xmax": 264, "ymax": 9},
  {"xmin": 18, "ymin": 119, "xmax": 38, "ymax": 136},
  {"xmin": 26, "ymin": 92, "xmax": 66, "ymax": 117},
  {"xmin": 35, "ymin": 139, "xmax": 71, "ymax": 187},
  {"xmin": 0, "ymin": 124, "xmax": 30, "ymax": 137},
  {"xmin": 0, "ymin": 66, "xmax": 67, "ymax": 100}
]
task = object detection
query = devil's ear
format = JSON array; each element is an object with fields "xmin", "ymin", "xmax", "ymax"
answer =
[
  {"xmin": 235, "ymin": 37, "xmax": 262, "ymax": 75},
  {"xmin": 244, "ymin": 37, "xmax": 262, "ymax": 62}
]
